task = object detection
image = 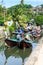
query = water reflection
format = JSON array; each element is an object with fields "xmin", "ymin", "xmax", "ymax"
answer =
[
  {"xmin": 4, "ymin": 47, "xmax": 32, "ymax": 65},
  {"xmin": 0, "ymin": 28, "xmax": 38, "ymax": 65},
  {"xmin": 0, "ymin": 42, "xmax": 37, "ymax": 65},
  {"xmin": 32, "ymin": 43, "xmax": 37, "ymax": 49},
  {"xmin": 6, "ymin": 56, "xmax": 22, "ymax": 65},
  {"xmin": 0, "ymin": 51, "xmax": 6, "ymax": 65}
]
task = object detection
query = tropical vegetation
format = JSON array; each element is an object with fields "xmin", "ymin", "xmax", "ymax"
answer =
[{"xmin": 0, "ymin": 0, "xmax": 43, "ymax": 31}]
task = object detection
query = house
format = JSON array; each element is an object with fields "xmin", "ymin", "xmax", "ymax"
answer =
[{"xmin": 31, "ymin": 6, "xmax": 43, "ymax": 14}]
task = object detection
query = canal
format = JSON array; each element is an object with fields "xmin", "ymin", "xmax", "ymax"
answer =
[
  {"xmin": 0, "ymin": 40, "xmax": 37, "ymax": 65},
  {"xmin": 0, "ymin": 27, "xmax": 37, "ymax": 65}
]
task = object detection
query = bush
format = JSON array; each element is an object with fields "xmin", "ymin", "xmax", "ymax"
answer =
[{"xmin": 34, "ymin": 15, "xmax": 43, "ymax": 25}]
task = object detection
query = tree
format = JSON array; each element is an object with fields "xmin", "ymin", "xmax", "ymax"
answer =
[
  {"xmin": 7, "ymin": 3, "xmax": 33, "ymax": 28},
  {"xmin": 41, "ymin": 4, "xmax": 43, "ymax": 8},
  {"xmin": 0, "ymin": 5, "xmax": 2, "ymax": 12},
  {"xmin": 34, "ymin": 14, "xmax": 43, "ymax": 25},
  {"xmin": 21, "ymin": 0, "xmax": 24, "ymax": 5}
]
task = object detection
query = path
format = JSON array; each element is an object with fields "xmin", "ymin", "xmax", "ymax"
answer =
[{"xmin": 25, "ymin": 37, "xmax": 43, "ymax": 65}]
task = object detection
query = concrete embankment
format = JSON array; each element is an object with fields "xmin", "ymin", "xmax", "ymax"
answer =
[
  {"xmin": 0, "ymin": 26, "xmax": 5, "ymax": 47},
  {"xmin": 25, "ymin": 37, "xmax": 43, "ymax": 65}
]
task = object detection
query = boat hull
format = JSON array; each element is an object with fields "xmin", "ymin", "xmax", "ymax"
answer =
[
  {"xmin": 5, "ymin": 39, "xmax": 18, "ymax": 47},
  {"xmin": 5, "ymin": 38, "xmax": 32, "ymax": 48},
  {"xmin": 18, "ymin": 40, "xmax": 32, "ymax": 49}
]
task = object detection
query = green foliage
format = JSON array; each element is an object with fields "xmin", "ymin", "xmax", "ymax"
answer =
[
  {"xmin": 8, "ymin": 4, "xmax": 32, "ymax": 27},
  {"xmin": 9, "ymin": 26, "xmax": 14, "ymax": 32},
  {"xmin": 0, "ymin": 16, "xmax": 4, "ymax": 24},
  {"xmin": 0, "ymin": 5, "xmax": 2, "ymax": 12},
  {"xmin": 34, "ymin": 14, "xmax": 43, "ymax": 25},
  {"xmin": 9, "ymin": 26, "xmax": 13, "ymax": 32},
  {"xmin": 0, "ymin": 5, "xmax": 12, "ymax": 24},
  {"xmin": 0, "ymin": 2, "xmax": 43, "ymax": 27},
  {"xmin": 0, "ymin": 3, "xmax": 33, "ymax": 27},
  {"xmin": 41, "ymin": 4, "xmax": 43, "ymax": 8}
]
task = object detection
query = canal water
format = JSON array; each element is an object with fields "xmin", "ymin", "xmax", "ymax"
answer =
[
  {"xmin": 0, "ymin": 27, "xmax": 37, "ymax": 65},
  {"xmin": 0, "ymin": 41, "xmax": 37, "ymax": 65}
]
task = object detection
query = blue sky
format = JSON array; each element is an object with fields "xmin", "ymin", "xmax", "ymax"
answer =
[{"xmin": 0, "ymin": 0, "xmax": 43, "ymax": 8}]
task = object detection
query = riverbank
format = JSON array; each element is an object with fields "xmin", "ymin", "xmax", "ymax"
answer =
[{"xmin": 25, "ymin": 37, "xmax": 43, "ymax": 65}]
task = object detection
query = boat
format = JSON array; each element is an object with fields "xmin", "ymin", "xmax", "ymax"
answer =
[
  {"xmin": 18, "ymin": 39, "xmax": 32, "ymax": 49},
  {"xmin": 5, "ymin": 37, "xmax": 32, "ymax": 48},
  {"xmin": 5, "ymin": 32, "xmax": 32, "ymax": 48},
  {"xmin": 5, "ymin": 38, "xmax": 19, "ymax": 47}
]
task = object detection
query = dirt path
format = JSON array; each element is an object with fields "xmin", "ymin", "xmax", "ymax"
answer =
[{"xmin": 25, "ymin": 37, "xmax": 43, "ymax": 65}]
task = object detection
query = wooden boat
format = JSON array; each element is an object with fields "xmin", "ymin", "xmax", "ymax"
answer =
[
  {"xmin": 5, "ymin": 38, "xmax": 19, "ymax": 47},
  {"xmin": 5, "ymin": 31, "xmax": 32, "ymax": 48},
  {"xmin": 5, "ymin": 37, "xmax": 32, "ymax": 48},
  {"xmin": 18, "ymin": 39, "xmax": 32, "ymax": 49}
]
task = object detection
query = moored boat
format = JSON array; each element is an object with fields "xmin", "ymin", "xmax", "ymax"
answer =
[
  {"xmin": 5, "ymin": 38, "xmax": 19, "ymax": 47},
  {"xmin": 5, "ymin": 38, "xmax": 32, "ymax": 48},
  {"xmin": 18, "ymin": 39, "xmax": 32, "ymax": 49}
]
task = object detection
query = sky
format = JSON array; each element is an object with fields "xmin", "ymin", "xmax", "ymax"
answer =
[{"xmin": 0, "ymin": 0, "xmax": 43, "ymax": 8}]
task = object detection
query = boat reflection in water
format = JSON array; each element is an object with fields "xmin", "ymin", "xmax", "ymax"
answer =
[{"xmin": 4, "ymin": 47, "xmax": 32, "ymax": 65}]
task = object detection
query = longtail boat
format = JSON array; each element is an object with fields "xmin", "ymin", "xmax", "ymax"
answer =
[
  {"xmin": 18, "ymin": 39, "xmax": 32, "ymax": 48},
  {"xmin": 5, "ymin": 32, "xmax": 32, "ymax": 48},
  {"xmin": 5, "ymin": 37, "xmax": 32, "ymax": 48},
  {"xmin": 5, "ymin": 38, "xmax": 19, "ymax": 47}
]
